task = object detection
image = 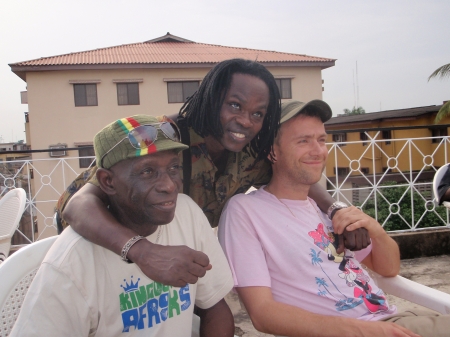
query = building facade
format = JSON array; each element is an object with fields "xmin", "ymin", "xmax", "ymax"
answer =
[{"xmin": 9, "ymin": 33, "xmax": 335, "ymax": 237}]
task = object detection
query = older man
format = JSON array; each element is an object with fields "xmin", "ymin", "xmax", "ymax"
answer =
[
  {"xmin": 219, "ymin": 100, "xmax": 449, "ymax": 337},
  {"xmin": 11, "ymin": 115, "xmax": 234, "ymax": 337}
]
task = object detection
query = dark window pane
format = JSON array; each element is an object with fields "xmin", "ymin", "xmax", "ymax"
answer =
[
  {"xmin": 78, "ymin": 147, "xmax": 95, "ymax": 168},
  {"xmin": 182, "ymin": 82, "xmax": 199, "ymax": 101},
  {"xmin": 74, "ymin": 84, "xmax": 87, "ymax": 106}
]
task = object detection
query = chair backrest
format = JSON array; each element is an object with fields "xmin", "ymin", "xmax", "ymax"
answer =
[
  {"xmin": 0, "ymin": 188, "xmax": 27, "ymax": 262},
  {"xmin": 433, "ymin": 164, "xmax": 449, "ymax": 205},
  {"xmin": 0, "ymin": 236, "xmax": 57, "ymax": 336}
]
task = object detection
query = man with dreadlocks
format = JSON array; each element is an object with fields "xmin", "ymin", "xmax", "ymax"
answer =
[{"xmin": 58, "ymin": 58, "xmax": 368, "ymax": 287}]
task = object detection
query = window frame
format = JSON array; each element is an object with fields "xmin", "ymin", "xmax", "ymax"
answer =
[
  {"xmin": 73, "ymin": 83, "xmax": 98, "ymax": 107},
  {"xmin": 116, "ymin": 82, "xmax": 140, "ymax": 105},
  {"xmin": 167, "ymin": 81, "xmax": 199, "ymax": 103},
  {"xmin": 275, "ymin": 78, "xmax": 292, "ymax": 99},
  {"xmin": 382, "ymin": 130, "xmax": 392, "ymax": 145},
  {"xmin": 332, "ymin": 133, "xmax": 347, "ymax": 146},
  {"xmin": 77, "ymin": 145, "xmax": 96, "ymax": 168},
  {"xmin": 431, "ymin": 127, "xmax": 448, "ymax": 143}
]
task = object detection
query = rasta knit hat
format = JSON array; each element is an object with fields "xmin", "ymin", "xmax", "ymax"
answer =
[
  {"xmin": 94, "ymin": 115, "xmax": 188, "ymax": 169},
  {"xmin": 280, "ymin": 100, "xmax": 332, "ymax": 124}
]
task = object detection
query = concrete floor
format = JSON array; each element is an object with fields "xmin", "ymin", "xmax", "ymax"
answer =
[{"xmin": 224, "ymin": 254, "xmax": 450, "ymax": 337}]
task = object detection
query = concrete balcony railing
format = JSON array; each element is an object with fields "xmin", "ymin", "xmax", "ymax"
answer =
[{"xmin": 1, "ymin": 135, "xmax": 449, "ymax": 248}]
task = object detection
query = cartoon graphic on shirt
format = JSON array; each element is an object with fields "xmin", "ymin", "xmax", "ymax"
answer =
[
  {"xmin": 119, "ymin": 276, "xmax": 192, "ymax": 332},
  {"xmin": 309, "ymin": 223, "xmax": 388, "ymax": 314},
  {"xmin": 308, "ymin": 223, "xmax": 345, "ymax": 264}
]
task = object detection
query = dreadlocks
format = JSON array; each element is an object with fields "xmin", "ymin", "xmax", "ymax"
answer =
[{"xmin": 179, "ymin": 58, "xmax": 281, "ymax": 162}]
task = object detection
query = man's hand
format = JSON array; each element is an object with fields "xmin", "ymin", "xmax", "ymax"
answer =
[
  {"xmin": 127, "ymin": 239, "xmax": 212, "ymax": 287},
  {"xmin": 332, "ymin": 206, "xmax": 378, "ymax": 253}
]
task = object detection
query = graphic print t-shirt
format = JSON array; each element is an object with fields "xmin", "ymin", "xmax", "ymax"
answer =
[
  {"xmin": 219, "ymin": 187, "xmax": 396, "ymax": 321},
  {"xmin": 10, "ymin": 194, "xmax": 233, "ymax": 337}
]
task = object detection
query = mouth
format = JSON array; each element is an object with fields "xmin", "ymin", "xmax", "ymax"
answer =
[
  {"xmin": 152, "ymin": 200, "xmax": 177, "ymax": 211},
  {"xmin": 229, "ymin": 131, "xmax": 247, "ymax": 141}
]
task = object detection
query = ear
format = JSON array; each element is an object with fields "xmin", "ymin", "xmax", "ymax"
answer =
[
  {"xmin": 267, "ymin": 146, "xmax": 277, "ymax": 164},
  {"xmin": 96, "ymin": 168, "xmax": 117, "ymax": 196}
]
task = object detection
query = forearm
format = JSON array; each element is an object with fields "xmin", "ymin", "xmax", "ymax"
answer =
[
  {"xmin": 197, "ymin": 299, "xmax": 234, "ymax": 337},
  {"xmin": 363, "ymin": 233, "xmax": 400, "ymax": 277},
  {"xmin": 308, "ymin": 182, "xmax": 335, "ymax": 213},
  {"xmin": 238, "ymin": 287, "xmax": 367, "ymax": 337}
]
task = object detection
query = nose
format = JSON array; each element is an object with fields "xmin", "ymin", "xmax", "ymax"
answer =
[
  {"xmin": 235, "ymin": 111, "xmax": 252, "ymax": 129},
  {"xmin": 155, "ymin": 170, "xmax": 177, "ymax": 194},
  {"xmin": 310, "ymin": 140, "xmax": 324, "ymax": 156}
]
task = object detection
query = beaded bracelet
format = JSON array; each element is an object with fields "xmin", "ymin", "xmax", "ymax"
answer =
[{"xmin": 121, "ymin": 235, "xmax": 146, "ymax": 262}]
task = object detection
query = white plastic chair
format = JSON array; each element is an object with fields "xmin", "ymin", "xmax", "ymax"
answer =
[
  {"xmin": 433, "ymin": 165, "xmax": 450, "ymax": 209},
  {"xmin": 370, "ymin": 271, "xmax": 450, "ymax": 315},
  {"xmin": 0, "ymin": 235, "xmax": 57, "ymax": 336},
  {"xmin": 0, "ymin": 188, "xmax": 27, "ymax": 263}
]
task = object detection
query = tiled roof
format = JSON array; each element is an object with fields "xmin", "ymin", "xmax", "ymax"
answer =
[
  {"xmin": 10, "ymin": 34, "xmax": 335, "ymax": 68},
  {"xmin": 325, "ymin": 105, "xmax": 443, "ymax": 126}
]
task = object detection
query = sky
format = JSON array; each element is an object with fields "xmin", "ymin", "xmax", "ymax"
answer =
[{"xmin": 0, "ymin": 0, "xmax": 449, "ymax": 143}]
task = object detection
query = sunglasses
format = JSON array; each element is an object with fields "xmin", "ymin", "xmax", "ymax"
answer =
[{"xmin": 100, "ymin": 121, "xmax": 181, "ymax": 167}]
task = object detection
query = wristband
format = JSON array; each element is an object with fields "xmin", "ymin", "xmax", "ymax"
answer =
[
  {"xmin": 327, "ymin": 201, "xmax": 348, "ymax": 220},
  {"xmin": 121, "ymin": 235, "xmax": 145, "ymax": 263}
]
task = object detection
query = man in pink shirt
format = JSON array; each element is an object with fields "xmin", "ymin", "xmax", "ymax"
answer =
[{"xmin": 219, "ymin": 100, "xmax": 449, "ymax": 337}]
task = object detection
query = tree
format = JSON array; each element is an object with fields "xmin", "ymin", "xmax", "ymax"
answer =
[
  {"xmin": 343, "ymin": 106, "xmax": 365, "ymax": 115},
  {"xmin": 428, "ymin": 63, "xmax": 450, "ymax": 123}
]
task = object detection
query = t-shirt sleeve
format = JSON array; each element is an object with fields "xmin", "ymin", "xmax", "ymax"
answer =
[
  {"xmin": 9, "ymin": 263, "xmax": 96, "ymax": 337},
  {"xmin": 353, "ymin": 243, "xmax": 372, "ymax": 262},
  {"xmin": 218, "ymin": 196, "xmax": 271, "ymax": 288},
  {"xmin": 184, "ymin": 197, "xmax": 234, "ymax": 309}
]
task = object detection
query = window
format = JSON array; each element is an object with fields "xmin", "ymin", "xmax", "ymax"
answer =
[
  {"xmin": 334, "ymin": 167, "xmax": 349, "ymax": 176},
  {"xmin": 431, "ymin": 128, "xmax": 448, "ymax": 143},
  {"xmin": 382, "ymin": 130, "xmax": 391, "ymax": 145},
  {"xmin": 49, "ymin": 144, "xmax": 67, "ymax": 157},
  {"xmin": 275, "ymin": 79, "xmax": 292, "ymax": 99},
  {"xmin": 332, "ymin": 133, "xmax": 347, "ymax": 146},
  {"xmin": 360, "ymin": 132, "xmax": 368, "ymax": 146},
  {"xmin": 74, "ymin": 84, "xmax": 98, "ymax": 106},
  {"xmin": 78, "ymin": 146, "xmax": 95, "ymax": 168},
  {"xmin": 117, "ymin": 83, "xmax": 140, "ymax": 105},
  {"xmin": 167, "ymin": 81, "xmax": 199, "ymax": 103},
  {"xmin": 361, "ymin": 167, "xmax": 369, "ymax": 175}
]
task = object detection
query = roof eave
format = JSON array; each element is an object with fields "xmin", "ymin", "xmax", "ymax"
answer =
[{"xmin": 9, "ymin": 60, "xmax": 336, "ymax": 80}]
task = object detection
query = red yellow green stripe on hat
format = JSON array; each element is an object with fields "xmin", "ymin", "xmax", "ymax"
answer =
[{"xmin": 116, "ymin": 117, "xmax": 157, "ymax": 156}]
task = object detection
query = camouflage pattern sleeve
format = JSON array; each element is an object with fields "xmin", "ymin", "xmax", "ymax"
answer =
[{"xmin": 54, "ymin": 166, "xmax": 98, "ymax": 229}]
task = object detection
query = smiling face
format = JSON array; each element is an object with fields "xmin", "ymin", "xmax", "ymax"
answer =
[
  {"xmin": 272, "ymin": 115, "xmax": 328, "ymax": 187},
  {"xmin": 107, "ymin": 150, "xmax": 182, "ymax": 235},
  {"xmin": 206, "ymin": 73, "xmax": 270, "ymax": 157}
]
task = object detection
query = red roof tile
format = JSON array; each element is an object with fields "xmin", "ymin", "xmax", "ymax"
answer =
[{"xmin": 10, "ymin": 37, "xmax": 335, "ymax": 68}]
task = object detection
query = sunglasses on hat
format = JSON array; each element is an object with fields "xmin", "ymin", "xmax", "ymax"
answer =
[{"xmin": 100, "ymin": 121, "xmax": 181, "ymax": 168}]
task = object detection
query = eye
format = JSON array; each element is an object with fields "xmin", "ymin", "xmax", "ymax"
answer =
[
  {"xmin": 252, "ymin": 111, "xmax": 264, "ymax": 119},
  {"xmin": 168, "ymin": 164, "xmax": 181, "ymax": 174},
  {"xmin": 141, "ymin": 167, "xmax": 155, "ymax": 176},
  {"xmin": 230, "ymin": 102, "xmax": 240, "ymax": 110}
]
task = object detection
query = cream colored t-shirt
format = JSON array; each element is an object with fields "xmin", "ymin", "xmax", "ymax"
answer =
[{"xmin": 10, "ymin": 194, "xmax": 233, "ymax": 337}]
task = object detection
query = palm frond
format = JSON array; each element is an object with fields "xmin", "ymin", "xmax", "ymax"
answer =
[
  {"xmin": 434, "ymin": 100, "xmax": 450, "ymax": 124},
  {"xmin": 428, "ymin": 63, "xmax": 450, "ymax": 81}
]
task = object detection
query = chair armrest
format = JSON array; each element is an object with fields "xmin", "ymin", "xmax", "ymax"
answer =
[{"xmin": 371, "ymin": 273, "xmax": 450, "ymax": 314}]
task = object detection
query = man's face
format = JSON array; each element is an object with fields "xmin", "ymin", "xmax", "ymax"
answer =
[
  {"xmin": 272, "ymin": 115, "xmax": 328, "ymax": 186},
  {"xmin": 109, "ymin": 151, "xmax": 182, "ymax": 230},
  {"xmin": 217, "ymin": 73, "xmax": 270, "ymax": 153}
]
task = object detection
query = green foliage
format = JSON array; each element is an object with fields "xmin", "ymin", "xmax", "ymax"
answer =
[
  {"xmin": 428, "ymin": 63, "xmax": 450, "ymax": 124},
  {"xmin": 343, "ymin": 106, "xmax": 366, "ymax": 115},
  {"xmin": 359, "ymin": 181, "xmax": 447, "ymax": 231},
  {"xmin": 428, "ymin": 63, "xmax": 450, "ymax": 81}
]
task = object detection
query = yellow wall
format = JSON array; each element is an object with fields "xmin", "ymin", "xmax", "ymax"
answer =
[{"xmin": 325, "ymin": 115, "xmax": 450, "ymax": 179}]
